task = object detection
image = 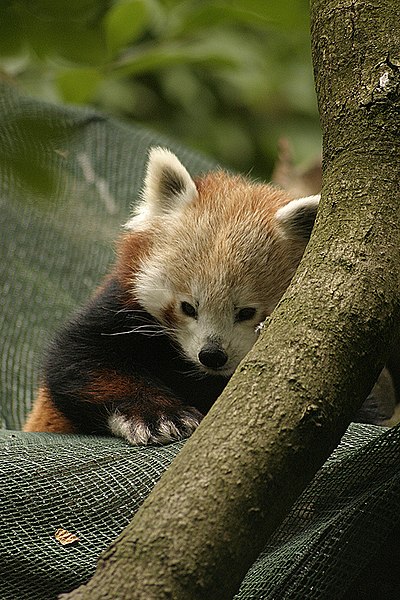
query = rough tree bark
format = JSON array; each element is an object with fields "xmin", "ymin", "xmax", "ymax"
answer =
[{"xmin": 62, "ymin": 1, "xmax": 400, "ymax": 598}]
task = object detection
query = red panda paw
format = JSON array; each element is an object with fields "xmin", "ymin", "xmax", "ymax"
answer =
[{"xmin": 108, "ymin": 406, "xmax": 203, "ymax": 446}]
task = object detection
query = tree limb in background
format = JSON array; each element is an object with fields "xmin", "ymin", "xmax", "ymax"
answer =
[
  {"xmin": 271, "ymin": 136, "xmax": 322, "ymax": 197},
  {"xmin": 61, "ymin": 1, "xmax": 400, "ymax": 598}
]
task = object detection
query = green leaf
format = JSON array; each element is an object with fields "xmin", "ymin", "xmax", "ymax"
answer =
[
  {"xmin": 16, "ymin": 0, "xmax": 107, "ymax": 21},
  {"xmin": 0, "ymin": 8, "xmax": 25, "ymax": 56},
  {"xmin": 231, "ymin": 0, "xmax": 310, "ymax": 30},
  {"xmin": 171, "ymin": 4, "xmax": 271, "ymax": 36},
  {"xmin": 9, "ymin": 2, "xmax": 108, "ymax": 64},
  {"xmin": 168, "ymin": 0, "xmax": 309, "ymax": 37},
  {"xmin": 0, "ymin": 114, "xmax": 71, "ymax": 198},
  {"xmin": 57, "ymin": 68, "xmax": 103, "ymax": 103},
  {"xmin": 112, "ymin": 42, "xmax": 237, "ymax": 78},
  {"xmin": 104, "ymin": 1, "xmax": 148, "ymax": 56}
]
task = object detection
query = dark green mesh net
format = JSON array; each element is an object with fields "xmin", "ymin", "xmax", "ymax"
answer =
[{"xmin": 1, "ymin": 85, "xmax": 399, "ymax": 600}]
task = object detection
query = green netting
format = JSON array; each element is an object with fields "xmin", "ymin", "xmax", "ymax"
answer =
[
  {"xmin": 1, "ymin": 425, "xmax": 399, "ymax": 600},
  {"xmin": 0, "ymin": 83, "xmax": 216, "ymax": 431},
  {"xmin": 1, "ymin": 85, "xmax": 400, "ymax": 600},
  {"xmin": 0, "ymin": 431, "xmax": 184, "ymax": 600},
  {"xmin": 236, "ymin": 423, "xmax": 400, "ymax": 599}
]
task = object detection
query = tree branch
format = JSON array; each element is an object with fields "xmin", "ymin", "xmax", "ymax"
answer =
[{"xmin": 62, "ymin": 1, "xmax": 400, "ymax": 598}]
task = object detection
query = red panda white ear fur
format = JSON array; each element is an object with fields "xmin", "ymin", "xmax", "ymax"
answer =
[
  {"xmin": 275, "ymin": 194, "xmax": 320, "ymax": 241},
  {"xmin": 126, "ymin": 147, "xmax": 198, "ymax": 229}
]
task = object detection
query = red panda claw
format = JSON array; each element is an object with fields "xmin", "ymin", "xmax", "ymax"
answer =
[{"xmin": 108, "ymin": 407, "xmax": 202, "ymax": 446}]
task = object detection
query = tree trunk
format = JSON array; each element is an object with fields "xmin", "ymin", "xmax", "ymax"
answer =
[{"xmin": 62, "ymin": 1, "xmax": 400, "ymax": 598}]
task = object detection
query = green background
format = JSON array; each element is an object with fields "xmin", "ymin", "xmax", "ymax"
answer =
[{"xmin": 0, "ymin": 0, "xmax": 321, "ymax": 179}]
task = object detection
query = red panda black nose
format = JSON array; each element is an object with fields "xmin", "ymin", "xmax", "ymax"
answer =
[{"xmin": 198, "ymin": 342, "xmax": 228, "ymax": 369}]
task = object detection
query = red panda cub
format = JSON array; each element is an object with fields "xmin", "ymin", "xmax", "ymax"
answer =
[{"xmin": 24, "ymin": 148, "xmax": 319, "ymax": 445}]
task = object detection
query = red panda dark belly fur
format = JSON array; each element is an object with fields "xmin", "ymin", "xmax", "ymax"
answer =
[{"xmin": 29, "ymin": 277, "xmax": 228, "ymax": 438}]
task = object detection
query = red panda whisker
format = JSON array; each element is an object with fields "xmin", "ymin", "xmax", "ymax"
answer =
[{"xmin": 100, "ymin": 326, "xmax": 166, "ymax": 337}]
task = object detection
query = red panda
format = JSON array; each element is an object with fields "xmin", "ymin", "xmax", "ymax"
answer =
[{"xmin": 24, "ymin": 147, "xmax": 320, "ymax": 445}]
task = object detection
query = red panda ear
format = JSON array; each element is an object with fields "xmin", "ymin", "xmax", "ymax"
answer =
[
  {"xmin": 143, "ymin": 147, "xmax": 198, "ymax": 213},
  {"xmin": 275, "ymin": 194, "xmax": 320, "ymax": 241},
  {"xmin": 126, "ymin": 148, "xmax": 198, "ymax": 229}
]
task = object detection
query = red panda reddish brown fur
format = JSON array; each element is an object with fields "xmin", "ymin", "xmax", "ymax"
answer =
[
  {"xmin": 24, "ymin": 388, "xmax": 76, "ymax": 434},
  {"xmin": 24, "ymin": 148, "xmax": 320, "ymax": 445}
]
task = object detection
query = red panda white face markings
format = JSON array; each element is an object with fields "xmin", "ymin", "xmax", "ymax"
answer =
[{"xmin": 126, "ymin": 148, "xmax": 320, "ymax": 377}]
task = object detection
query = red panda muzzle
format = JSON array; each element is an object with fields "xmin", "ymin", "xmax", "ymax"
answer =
[{"xmin": 198, "ymin": 342, "xmax": 228, "ymax": 370}]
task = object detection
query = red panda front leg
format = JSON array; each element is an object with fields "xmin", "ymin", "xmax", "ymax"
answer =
[
  {"xmin": 81, "ymin": 369, "xmax": 203, "ymax": 445},
  {"xmin": 109, "ymin": 401, "xmax": 203, "ymax": 446}
]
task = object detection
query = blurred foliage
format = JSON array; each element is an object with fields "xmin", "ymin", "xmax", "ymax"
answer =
[
  {"xmin": 0, "ymin": 0, "xmax": 321, "ymax": 178},
  {"xmin": 0, "ymin": 113, "xmax": 69, "ymax": 197}
]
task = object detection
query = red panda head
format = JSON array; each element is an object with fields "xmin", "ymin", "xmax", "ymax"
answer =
[{"xmin": 123, "ymin": 147, "xmax": 319, "ymax": 376}]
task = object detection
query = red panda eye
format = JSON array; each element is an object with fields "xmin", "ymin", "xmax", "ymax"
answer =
[
  {"xmin": 181, "ymin": 301, "xmax": 197, "ymax": 318},
  {"xmin": 236, "ymin": 307, "xmax": 256, "ymax": 322}
]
